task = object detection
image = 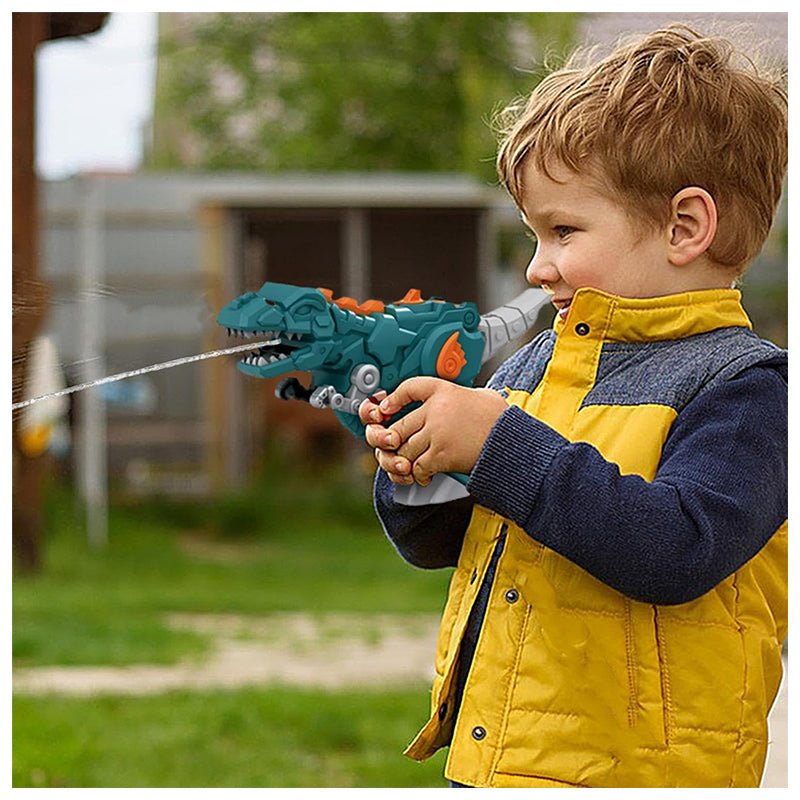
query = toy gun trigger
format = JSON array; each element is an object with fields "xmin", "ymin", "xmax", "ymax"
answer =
[
  {"xmin": 275, "ymin": 377, "xmax": 314, "ymax": 403},
  {"xmin": 282, "ymin": 363, "xmax": 383, "ymax": 417}
]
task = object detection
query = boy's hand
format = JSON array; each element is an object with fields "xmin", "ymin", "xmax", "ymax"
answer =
[
  {"xmin": 360, "ymin": 391, "xmax": 415, "ymax": 485},
  {"xmin": 365, "ymin": 377, "xmax": 508, "ymax": 485}
]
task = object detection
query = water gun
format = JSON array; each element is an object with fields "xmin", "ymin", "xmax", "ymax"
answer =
[{"xmin": 217, "ymin": 282, "xmax": 550, "ymax": 482}]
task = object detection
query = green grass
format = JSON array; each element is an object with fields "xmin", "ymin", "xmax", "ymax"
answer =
[
  {"xmin": 13, "ymin": 686, "xmax": 449, "ymax": 788},
  {"xmin": 13, "ymin": 454, "xmax": 452, "ymax": 667},
  {"xmin": 13, "ymin": 454, "xmax": 455, "ymax": 787}
]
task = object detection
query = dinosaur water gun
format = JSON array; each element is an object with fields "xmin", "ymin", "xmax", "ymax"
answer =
[{"xmin": 217, "ymin": 282, "xmax": 550, "ymax": 480}]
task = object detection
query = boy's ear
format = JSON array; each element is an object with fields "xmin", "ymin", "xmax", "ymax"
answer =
[{"xmin": 667, "ymin": 187, "xmax": 718, "ymax": 267}]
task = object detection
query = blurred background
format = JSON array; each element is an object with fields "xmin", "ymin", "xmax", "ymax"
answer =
[{"xmin": 11, "ymin": 11, "xmax": 788, "ymax": 789}]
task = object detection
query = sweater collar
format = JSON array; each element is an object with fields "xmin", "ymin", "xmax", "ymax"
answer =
[{"xmin": 552, "ymin": 287, "xmax": 752, "ymax": 343}]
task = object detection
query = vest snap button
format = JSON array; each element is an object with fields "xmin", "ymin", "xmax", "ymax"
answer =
[
  {"xmin": 471, "ymin": 726, "xmax": 486, "ymax": 741},
  {"xmin": 505, "ymin": 588, "xmax": 519, "ymax": 604},
  {"xmin": 575, "ymin": 322, "xmax": 590, "ymax": 336}
]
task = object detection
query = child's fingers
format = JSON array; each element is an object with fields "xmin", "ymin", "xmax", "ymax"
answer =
[
  {"xmin": 395, "ymin": 431, "xmax": 430, "ymax": 465},
  {"xmin": 358, "ymin": 391, "xmax": 389, "ymax": 425},
  {"xmin": 386, "ymin": 405, "xmax": 426, "ymax": 448},
  {"xmin": 379, "ymin": 377, "xmax": 439, "ymax": 416},
  {"xmin": 411, "ymin": 455, "xmax": 435, "ymax": 486},
  {"xmin": 374, "ymin": 448, "xmax": 413, "ymax": 480},
  {"xmin": 365, "ymin": 424, "xmax": 400, "ymax": 450}
]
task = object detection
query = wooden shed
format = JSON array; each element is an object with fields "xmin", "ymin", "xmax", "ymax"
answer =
[{"xmin": 41, "ymin": 171, "xmax": 521, "ymax": 494}]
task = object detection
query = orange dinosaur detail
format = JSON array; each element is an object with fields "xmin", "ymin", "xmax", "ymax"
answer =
[
  {"xmin": 356, "ymin": 299, "xmax": 386, "ymax": 314},
  {"xmin": 436, "ymin": 332, "xmax": 467, "ymax": 380},
  {"xmin": 316, "ymin": 288, "xmax": 385, "ymax": 315},
  {"xmin": 395, "ymin": 288, "xmax": 424, "ymax": 304}
]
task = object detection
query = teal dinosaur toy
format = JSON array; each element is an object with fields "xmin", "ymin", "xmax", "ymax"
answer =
[{"xmin": 217, "ymin": 282, "xmax": 550, "ymax": 481}]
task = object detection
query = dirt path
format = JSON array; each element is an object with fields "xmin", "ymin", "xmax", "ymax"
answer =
[
  {"xmin": 12, "ymin": 611, "xmax": 787, "ymax": 787},
  {"xmin": 12, "ymin": 612, "xmax": 440, "ymax": 696}
]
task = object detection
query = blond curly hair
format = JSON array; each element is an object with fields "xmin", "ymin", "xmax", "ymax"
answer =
[{"xmin": 495, "ymin": 25, "xmax": 787, "ymax": 271}]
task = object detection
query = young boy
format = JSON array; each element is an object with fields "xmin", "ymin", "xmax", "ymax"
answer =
[{"xmin": 358, "ymin": 26, "xmax": 787, "ymax": 788}]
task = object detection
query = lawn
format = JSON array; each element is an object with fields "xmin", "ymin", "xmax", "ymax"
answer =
[
  {"xmin": 14, "ymin": 454, "xmax": 452, "ymax": 667},
  {"xmin": 13, "ymin": 453, "xmax": 455, "ymax": 788},
  {"xmin": 13, "ymin": 687, "xmax": 449, "ymax": 788}
]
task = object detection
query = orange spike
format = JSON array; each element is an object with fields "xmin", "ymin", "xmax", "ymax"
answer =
[
  {"xmin": 319, "ymin": 289, "xmax": 385, "ymax": 315},
  {"xmin": 396, "ymin": 288, "xmax": 423, "ymax": 304},
  {"xmin": 436, "ymin": 332, "xmax": 467, "ymax": 380},
  {"xmin": 334, "ymin": 296, "xmax": 360, "ymax": 312},
  {"xmin": 357, "ymin": 299, "xmax": 386, "ymax": 314}
]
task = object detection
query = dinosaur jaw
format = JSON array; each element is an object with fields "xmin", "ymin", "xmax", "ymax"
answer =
[{"xmin": 225, "ymin": 328, "xmax": 312, "ymax": 378}]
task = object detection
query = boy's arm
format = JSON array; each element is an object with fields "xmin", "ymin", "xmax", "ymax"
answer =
[
  {"xmin": 467, "ymin": 364, "xmax": 787, "ymax": 605},
  {"xmin": 373, "ymin": 469, "xmax": 474, "ymax": 568},
  {"xmin": 369, "ymin": 332, "xmax": 546, "ymax": 570}
]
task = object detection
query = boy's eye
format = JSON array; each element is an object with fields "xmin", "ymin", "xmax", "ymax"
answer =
[{"xmin": 555, "ymin": 226, "xmax": 574, "ymax": 239}]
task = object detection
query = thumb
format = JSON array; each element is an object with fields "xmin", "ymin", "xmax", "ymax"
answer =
[{"xmin": 379, "ymin": 377, "xmax": 439, "ymax": 415}]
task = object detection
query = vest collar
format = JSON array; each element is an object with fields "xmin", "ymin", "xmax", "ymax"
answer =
[{"xmin": 552, "ymin": 287, "xmax": 752, "ymax": 343}]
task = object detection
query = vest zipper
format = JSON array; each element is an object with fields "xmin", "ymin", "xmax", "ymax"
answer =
[{"xmin": 450, "ymin": 524, "xmax": 508, "ymax": 732}]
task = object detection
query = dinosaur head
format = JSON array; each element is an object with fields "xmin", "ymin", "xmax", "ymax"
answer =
[{"xmin": 217, "ymin": 282, "xmax": 337, "ymax": 378}]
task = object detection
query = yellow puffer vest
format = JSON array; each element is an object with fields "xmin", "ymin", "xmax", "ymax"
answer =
[{"xmin": 404, "ymin": 288, "xmax": 787, "ymax": 787}]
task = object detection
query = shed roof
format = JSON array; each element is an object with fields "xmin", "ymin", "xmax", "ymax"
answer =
[{"xmin": 43, "ymin": 171, "xmax": 508, "ymax": 218}]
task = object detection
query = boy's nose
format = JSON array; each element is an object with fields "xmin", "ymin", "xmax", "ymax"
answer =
[{"xmin": 525, "ymin": 250, "xmax": 559, "ymax": 289}]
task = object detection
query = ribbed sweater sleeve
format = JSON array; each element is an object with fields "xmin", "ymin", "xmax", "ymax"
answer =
[{"xmin": 467, "ymin": 365, "xmax": 787, "ymax": 605}]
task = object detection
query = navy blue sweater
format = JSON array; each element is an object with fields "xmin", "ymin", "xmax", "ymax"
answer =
[{"xmin": 374, "ymin": 362, "xmax": 787, "ymax": 606}]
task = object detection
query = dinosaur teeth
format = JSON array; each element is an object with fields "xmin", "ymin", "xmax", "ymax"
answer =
[
  {"xmin": 239, "ymin": 350, "xmax": 288, "ymax": 366},
  {"xmin": 238, "ymin": 341, "xmax": 295, "ymax": 367},
  {"xmin": 224, "ymin": 323, "xmax": 290, "ymax": 342}
]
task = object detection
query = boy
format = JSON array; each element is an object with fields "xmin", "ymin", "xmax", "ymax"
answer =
[{"xmin": 359, "ymin": 26, "xmax": 787, "ymax": 788}]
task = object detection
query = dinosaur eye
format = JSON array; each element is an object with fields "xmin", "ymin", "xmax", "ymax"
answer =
[
  {"xmin": 264, "ymin": 299, "xmax": 277, "ymax": 306},
  {"xmin": 293, "ymin": 304, "xmax": 317, "ymax": 316}
]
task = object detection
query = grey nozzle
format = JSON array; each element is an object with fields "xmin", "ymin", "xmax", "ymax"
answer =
[{"xmin": 478, "ymin": 288, "xmax": 551, "ymax": 364}]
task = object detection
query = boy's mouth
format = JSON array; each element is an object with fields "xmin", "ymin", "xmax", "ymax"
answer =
[{"xmin": 555, "ymin": 300, "xmax": 572, "ymax": 319}]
